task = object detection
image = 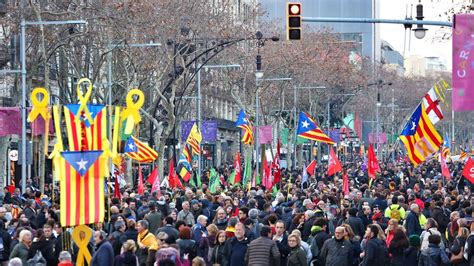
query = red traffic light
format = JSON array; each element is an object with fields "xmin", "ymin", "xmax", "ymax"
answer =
[{"xmin": 288, "ymin": 3, "xmax": 301, "ymax": 15}]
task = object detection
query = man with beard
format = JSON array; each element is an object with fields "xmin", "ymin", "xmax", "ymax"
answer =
[
  {"xmin": 319, "ymin": 226, "xmax": 354, "ymax": 266},
  {"xmin": 213, "ymin": 207, "xmax": 228, "ymax": 230}
]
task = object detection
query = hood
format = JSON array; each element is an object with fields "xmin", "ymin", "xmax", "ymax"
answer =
[{"xmin": 311, "ymin": 225, "xmax": 323, "ymax": 234}]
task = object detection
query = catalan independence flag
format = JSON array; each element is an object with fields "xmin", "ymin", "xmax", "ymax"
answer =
[
  {"xmin": 235, "ymin": 109, "xmax": 253, "ymax": 145},
  {"xmin": 64, "ymin": 104, "xmax": 107, "ymax": 151},
  {"xmin": 59, "ymin": 150, "xmax": 106, "ymax": 227},
  {"xmin": 297, "ymin": 112, "xmax": 335, "ymax": 144},
  {"xmin": 124, "ymin": 136, "xmax": 158, "ymax": 163},
  {"xmin": 400, "ymin": 103, "xmax": 442, "ymax": 166}
]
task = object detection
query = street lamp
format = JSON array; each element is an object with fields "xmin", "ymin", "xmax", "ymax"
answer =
[
  {"xmin": 413, "ymin": 1, "xmax": 428, "ymax": 39},
  {"xmin": 20, "ymin": 19, "xmax": 87, "ymax": 193}
]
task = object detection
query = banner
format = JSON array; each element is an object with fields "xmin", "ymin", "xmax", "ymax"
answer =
[
  {"xmin": 368, "ymin": 133, "xmax": 387, "ymax": 144},
  {"xmin": 181, "ymin": 120, "xmax": 217, "ymax": 142},
  {"xmin": 452, "ymin": 14, "xmax": 474, "ymax": 111},
  {"xmin": 256, "ymin": 125, "xmax": 273, "ymax": 144},
  {"xmin": 0, "ymin": 107, "xmax": 21, "ymax": 136}
]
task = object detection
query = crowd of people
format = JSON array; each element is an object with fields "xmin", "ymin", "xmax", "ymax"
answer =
[{"xmin": 1, "ymin": 156, "xmax": 474, "ymax": 266}]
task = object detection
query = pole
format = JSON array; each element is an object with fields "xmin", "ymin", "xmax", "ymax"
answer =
[
  {"xmin": 255, "ymin": 78, "xmax": 259, "ymax": 177},
  {"xmin": 391, "ymin": 87, "xmax": 395, "ymax": 161},
  {"xmin": 20, "ymin": 20, "xmax": 27, "ymax": 193},
  {"xmin": 197, "ymin": 64, "xmax": 202, "ymax": 177},
  {"xmin": 451, "ymin": 108, "xmax": 455, "ymax": 147},
  {"xmin": 301, "ymin": 17, "xmax": 452, "ymax": 27},
  {"xmin": 293, "ymin": 86, "xmax": 297, "ymax": 171}
]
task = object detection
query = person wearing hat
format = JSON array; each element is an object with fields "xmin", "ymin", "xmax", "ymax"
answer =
[
  {"xmin": 404, "ymin": 235, "xmax": 421, "ymax": 266},
  {"xmin": 144, "ymin": 201, "xmax": 161, "ymax": 235}
]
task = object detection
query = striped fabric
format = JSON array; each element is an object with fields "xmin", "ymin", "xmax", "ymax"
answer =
[
  {"xmin": 297, "ymin": 112, "xmax": 335, "ymax": 144},
  {"xmin": 124, "ymin": 136, "xmax": 158, "ymax": 163}
]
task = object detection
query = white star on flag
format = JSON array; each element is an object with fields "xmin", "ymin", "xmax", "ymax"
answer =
[
  {"xmin": 128, "ymin": 143, "xmax": 135, "ymax": 150},
  {"xmin": 76, "ymin": 158, "xmax": 88, "ymax": 170},
  {"xmin": 302, "ymin": 120, "xmax": 310, "ymax": 128}
]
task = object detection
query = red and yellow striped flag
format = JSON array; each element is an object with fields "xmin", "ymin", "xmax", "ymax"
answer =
[
  {"xmin": 124, "ymin": 136, "xmax": 158, "ymax": 163},
  {"xmin": 59, "ymin": 150, "xmax": 106, "ymax": 227}
]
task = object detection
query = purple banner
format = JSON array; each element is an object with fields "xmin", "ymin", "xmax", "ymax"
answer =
[
  {"xmin": 255, "ymin": 125, "xmax": 273, "ymax": 144},
  {"xmin": 181, "ymin": 120, "xmax": 217, "ymax": 142},
  {"xmin": 452, "ymin": 14, "xmax": 474, "ymax": 111},
  {"xmin": 0, "ymin": 107, "xmax": 21, "ymax": 136},
  {"xmin": 368, "ymin": 133, "xmax": 387, "ymax": 144},
  {"xmin": 323, "ymin": 130, "xmax": 340, "ymax": 143}
]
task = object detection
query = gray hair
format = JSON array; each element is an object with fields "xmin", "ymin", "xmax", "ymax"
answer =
[
  {"xmin": 19, "ymin": 229, "xmax": 32, "ymax": 243},
  {"xmin": 137, "ymin": 220, "xmax": 149, "ymax": 229},
  {"xmin": 228, "ymin": 217, "xmax": 239, "ymax": 227},
  {"xmin": 157, "ymin": 232, "xmax": 168, "ymax": 240},
  {"xmin": 410, "ymin": 203, "xmax": 419, "ymax": 211},
  {"xmin": 59, "ymin": 251, "xmax": 72, "ymax": 262},
  {"xmin": 8, "ymin": 258, "xmax": 22, "ymax": 266},
  {"xmin": 197, "ymin": 215, "xmax": 208, "ymax": 223},
  {"xmin": 305, "ymin": 210, "xmax": 314, "ymax": 219}
]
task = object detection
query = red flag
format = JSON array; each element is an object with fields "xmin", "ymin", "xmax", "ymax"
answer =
[
  {"xmin": 168, "ymin": 159, "xmax": 183, "ymax": 189},
  {"xmin": 328, "ymin": 147, "xmax": 342, "ymax": 176},
  {"xmin": 147, "ymin": 167, "xmax": 158, "ymax": 185},
  {"xmin": 440, "ymin": 153, "xmax": 451, "ymax": 180},
  {"xmin": 263, "ymin": 155, "xmax": 272, "ymax": 190},
  {"xmin": 306, "ymin": 159, "xmax": 316, "ymax": 176},
  {"xmin": 368, "ymin": 144, "xmax": 380, "ymax": 179},
  {"xmin": 151, "ymin": 173, "xmax": 161, "ymax": 196},
  {"xmin": 342, "ymin": 171, "xmax": 349, "ymax": 195},
  {"xmin": 272, "ymin": 140, "xmax": 281, "ymax": 185},
  {"xmin": 137, "ymin": 165, "xmax": 144, "ymax": 195},
  {"xmin": 234, "ymin": 153, "xmax": 242, "ymax": 184},
  {"xmin": 114, "ymin": 176, "xmax": 121, "ymax": 200},
  {"xmin": 462, "ymin": 158, "xmax": 474, "ymax": 184}
]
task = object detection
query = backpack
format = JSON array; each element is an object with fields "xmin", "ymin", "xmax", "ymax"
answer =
[
  {"xmin": 390, "ymin": 205, "xmax": 402, "ymax": 222},
  {"xmin": 310, "ymin": 236, "xmax": 320, "ymax": 260}
]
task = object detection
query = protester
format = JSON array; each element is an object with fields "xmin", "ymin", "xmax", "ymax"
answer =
[
  {"xmin": 387, "ymin": 228, "xmax": 409, "ymax": 266},
  {"xmin": 287, "ymin": 233, "xmax": 308, "ymax": 266},
  {"xmin": 114, "ymin": 239, "xmax": 139, "ymax": 266},
  {"xmin": 9, "ymin": 229, "xmax": 31, "ymax": 265},
  {"xmin": 245, "ymin": 225, "xmax": 280, "ymax": 265},
  {"xmin": 319, "ymin": 226, "xmax": 354, "ymax": 266},
  {"xmin": 418, "ymin": 234, "xmax": 449, "ymax": 265},
  {"xmin": 90, "ymin": 230, "xmax": 114, "ymax": 266}
]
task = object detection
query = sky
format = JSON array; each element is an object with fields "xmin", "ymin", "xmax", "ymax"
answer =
[{"xmin": 379, "ymin": 0, "xmax": 461, "ymax": 70}]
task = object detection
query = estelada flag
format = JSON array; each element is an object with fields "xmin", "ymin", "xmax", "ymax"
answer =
[
  {"xmin": 328, "ymin": 147, "xmax": 342, "ymax": 176},
  {"xmin": 124, "ymin": 136, "xmax": 158, "ymax": 163},
  {"xmin": 60, "ymin": 150, "xmax": 105, "ymax": 227},
  {"xmin": 462, "ymin": 158, "xmax": 474, "ymax": 184},
  {"xmin": 306, "ymin": 159, "xmax": 316, "ymax": 176},
  {"xmin": 297, "ymin": 112, "xmax": 335, "ymax": 144},
  {"xmin": 64, "ymin": 104, "xmax": 107, "ymax": 151},
  {"xmin": 368, "ymin": 144, "xmax": 380, "ymax": 179}
]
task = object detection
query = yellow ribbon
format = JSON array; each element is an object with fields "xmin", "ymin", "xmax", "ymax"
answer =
[
  {"xmin": 120, "ymin": 89, "xmax": 144, "ymax": 128},
  {"xmin": 75, "ymin": 78, "xmax": 94, "ymax": 124},
  {"xmin": 72, "ymin": 225, "xmax": 93, "ymax": 266},
  {"xmin": 28, "ymin": 87, "xmax": 50, "ymax": 122}
]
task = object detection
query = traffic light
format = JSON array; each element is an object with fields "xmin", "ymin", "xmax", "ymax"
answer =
[{"xmin": 287, "ymin": 2, "xmax": 301, "ymax": 40}]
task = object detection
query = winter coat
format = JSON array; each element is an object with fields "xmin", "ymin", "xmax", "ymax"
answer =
[
  {"xmin": 244, "ymin": 236, "xmax": 280, "ymax": 266},
  {"xmin": 405, "ymin": 211, "xmax": 422, "ymax": 237},
  {"xmin": 420, "ymin": 228, "xmax": 444, "ymax": 251},
  {"xmin": 9, "ymin": 242, "xmax": 29, "ymax": 265},
  {"xmin": 29, "ymin": 239, "xmax": 57, "ymax": 266},
  {"xmin": 360, "ymin": 237, "xmax": 388, "ymax": 266},
  {"xmin": 417, "ymin": 243, "xmax": 449, "ymax": 266},
  {"xmin": 347, "ymin": 216, "xmax": 365, "ymax": 240},
  {"xmin": 319, "ymin": 238, "xmax": 354, "ymax": 266},
  {"xmin": 144, "ymin": 211, "xmax": 162, "ymax": 235},
  {"xmin": 449, "ymin": 236, "xmax": 468, "ymax": 266},
  {"xmin": 287, "ymin": 246, "xmax": 308, "ymax": 266},
  {"xmin": 115, "ymin": 251, "xmax": 139, "ymax": 266},
  {"xmin": 404, "ymin": 246, "xmax": 420, "ymax": 266},
  {"xmin": 91, "ymin": 241, "xmax": 114, "ymax": 266},
  {"xmin": 176, "ymin": 238, "xmax": 196, "ymax": 260},
  {"xmin": 209, "ymin": 244, "xmax": 225, "ymax": 265},
  {"xmin": 222, "ymin": 236, "xmax": 250, "ymax": 266}
]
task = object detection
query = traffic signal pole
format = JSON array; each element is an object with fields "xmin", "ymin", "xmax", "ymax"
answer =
[{"xmin": 301, "ymin": 17, "xmax": 452, "ymax": 27}]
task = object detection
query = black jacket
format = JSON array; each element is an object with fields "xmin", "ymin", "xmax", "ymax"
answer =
[
  {"xmin": 223, "ymin": 236, "xmax": 250, "ymax": 266},
  {"xmin": 302, "ymin": 216, "xmax": 317, "ymax": 242},
  {"xmin": 319, "ymin": 238, "xmax": 354, "ymax": 266},
  {"xmin": 403, "ymin": 246, "xmax": 420, "ymax": 266},
  {"xmin": 114, "ymin": 251, "xmax": 138, "ymax": 266},
  {"xmin": 361, "ymin": 237, "xmax": 388, "ymax": 266},
  {"xmin": 347, "ymin": 216, "xmax": 365, "ymax": 240},
  {"xmin": 0, "ymin": 230, "xmax": 11, "ymax": 262},
  {"xmin": 29, "ymin": 239, "xmax": 57, "ymax": 266}
]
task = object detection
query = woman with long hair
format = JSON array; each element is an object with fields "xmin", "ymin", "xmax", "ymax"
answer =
[
  {"xmin": 288, "ymin": 213, "xmax": 305, "ymax": 233},
  {"xmin": 449, "ymin": 227, "xmax": 470, "ymax": 266},
  {"xmin": 388, "ymin": 228, "xmax": 409, "ymax": 266},
  {"xmin": 209, "ymin": 230, "xmax": 226, "ymax": 266},
  {"xmin": 385, "ymin": 219, "xmax": 399, "ymax": 247},
  {"xmin": 114, "ymin": 239, "xmax": 139, "ymax": 266},
  {"xmin": 340, "ymin": 223, "xmax": 362, "ymax": 266}
]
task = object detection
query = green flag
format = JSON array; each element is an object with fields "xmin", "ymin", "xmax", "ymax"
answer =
[
  {"xmin": 228, "ymin": 171, "xmax": 236, "ymax": 185},
  {"xmin": 209, "ymin": 168, "xmax": 220, "ymax": 193},
  {"xmin": 196, "ymin": 172, "xmax": 202, "ymax": 188},
  {"xmin": 243, "ymin": 156, "xmax": 252, "ymax": 187},
  {"xmin": 189, "ymin": 172, "xmax": 196, "ymax": 187},
  {"xmin": 272, "ymin": 185, "xmax": 280, "ymax": 197}
]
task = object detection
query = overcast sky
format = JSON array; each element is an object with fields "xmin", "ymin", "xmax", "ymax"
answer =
[{"xmin": 379, "ymin": 0, "xmax": 458, "ymax": 70}]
